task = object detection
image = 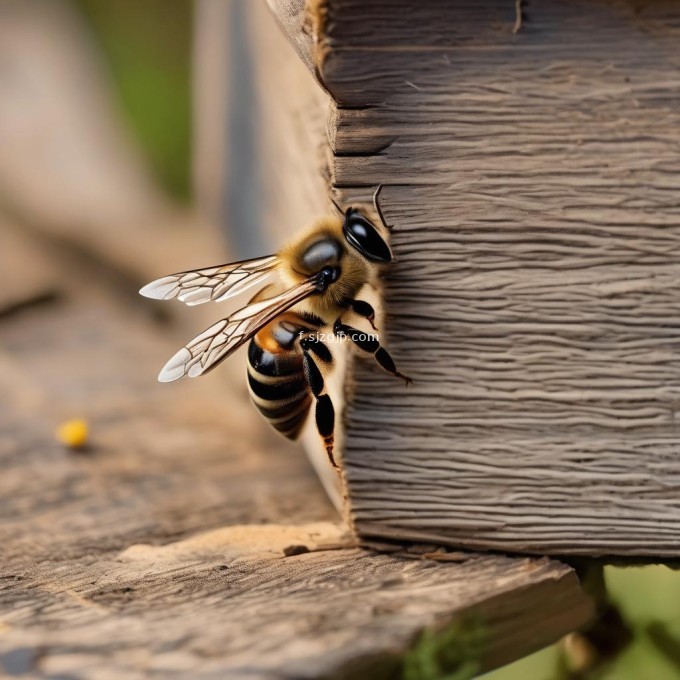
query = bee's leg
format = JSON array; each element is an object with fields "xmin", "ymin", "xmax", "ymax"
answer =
[
  {"xmin": 299, "ymin": 336, "xmax": 337, "ymax": 468},
  {"xmin": 345, "ymin": 298, "xmax": 377, "ymax": 331},
  {"xmin": 334, "ymin": 320, "xmax": 412, "ymax": 385},
  {"xmin": 300, "ymin": 334, "xmax": 333, "ymax": 365}
]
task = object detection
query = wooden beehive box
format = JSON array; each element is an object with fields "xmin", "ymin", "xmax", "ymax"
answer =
[
  {"xmin": 206, "ymin": 0, "xmax": 680, "ymax": 558},
  {"xmin": 0, "ymin": 4, "xmax": 595, "ymax": 676}
]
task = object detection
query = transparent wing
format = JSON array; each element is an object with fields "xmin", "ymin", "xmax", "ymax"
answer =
[
  {"xmin": 139, "ymin": 255, "xmax": 279, "ymax": 306},
  {"xmin": 158, "ymin": 278, "xmax": 320, "ymax": 382}
]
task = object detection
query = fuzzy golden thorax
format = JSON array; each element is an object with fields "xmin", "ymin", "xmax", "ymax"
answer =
[{"xmin": 278, "ymin": 216, "xmax": 375, "ymax": 320}]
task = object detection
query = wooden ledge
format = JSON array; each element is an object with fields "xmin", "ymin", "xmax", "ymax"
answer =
[
  {"xmin": 0, "ymin": 226, "xmax": 592, "ymax": 678},
  {"xmin": 1, "ymin": 521, "xmax": 592, "ymax": 678}
]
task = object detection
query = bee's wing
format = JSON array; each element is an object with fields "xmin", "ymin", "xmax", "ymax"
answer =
[
  {"xmin": 139, "ymin": 255, "xmax": 279, "ymax": 306},
  {"xmin": 158, "ymin": 277, "xmax": 319, "ymax": 382}
]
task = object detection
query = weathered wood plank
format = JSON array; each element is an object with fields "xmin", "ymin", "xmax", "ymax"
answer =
[
  {"xmin": 0, "ymin": 226, "xmax": 593, "ymax": 678},
  {"xmin": 265, "ymin": 0, "xmax": 317, "ymax": 78},
  {"xmin": 0, "ymin": 2, "xmax": 591, "ymax": 680},
  {"xmin": 0, "ymin": 5, "xmax": 593, "ymax": 675},
  {"xmin": 299, "ymin": 0, "xmax": 680, "ymax": 556},
  {"xmin": 1, "ymin": 529, "xmax": 592, "ymax": 679}
]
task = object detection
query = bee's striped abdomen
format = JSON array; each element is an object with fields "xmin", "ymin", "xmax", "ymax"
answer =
[{"xmin": 246, "ymin": 314, "xmax": 316, "ymax": 439}]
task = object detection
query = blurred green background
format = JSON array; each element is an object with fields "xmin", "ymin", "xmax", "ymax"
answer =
[
  {"xmin": 484, "ymin": 565, "xmax": 680, "ymax": 680},
  {"xmin": 76, "ymin": 0, "xmax": 192, "ymax": 199},
  {"xmin": 74, "ymin": 1, "xmax": 680, "ymax": 678}
]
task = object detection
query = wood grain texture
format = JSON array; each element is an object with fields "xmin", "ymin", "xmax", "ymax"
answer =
[
  {"xmin": 265, "ymin": 0, "xmax": 316, "ymax": 77},
  {"xmin": 0, "ymin": 209, "xmax": 591, "ymax": 680},
  {"xmin": 1, "ymin": 534, "xmax": 592, "ymax": 679},
  {"xmin": 0, "ymin": 3, "xmax": 595, "ymax": 675},
  {"xmin": 305, "ymin": 0, "xmax": 680, "ymax": 555}
]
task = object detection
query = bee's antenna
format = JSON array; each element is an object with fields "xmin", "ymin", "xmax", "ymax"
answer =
[{"xmin": 373, "ymin": 184, "xmax": 392, "ymax": 231}]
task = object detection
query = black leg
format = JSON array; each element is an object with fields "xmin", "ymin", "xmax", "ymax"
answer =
[
  {"xmin": 300, "ymin": 335, "xmax": 333, "ymax": 364},
  {"xmin": 314, "ymin": 395, "xmax": 335, "ymax": 468},
  {"xmin": 334, "ymin": 320, "xmax": 412, "ymax": 385},
  {"xmin": 300, "ymin": 337, "xmax": 337, "ymax": 468},
  {"xmin": 346, "ymin": 299, "xmax": 377, "ymax": 331}
]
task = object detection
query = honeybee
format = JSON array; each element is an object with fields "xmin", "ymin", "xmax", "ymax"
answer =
[{"xmin": 140, "ymin": 186, "xmax": 410, "ymax": 467}]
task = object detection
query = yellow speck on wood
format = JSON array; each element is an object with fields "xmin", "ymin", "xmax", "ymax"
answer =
[{"xmin": 56, "ymin": 419, "xmax": 89, "ymax": 449}]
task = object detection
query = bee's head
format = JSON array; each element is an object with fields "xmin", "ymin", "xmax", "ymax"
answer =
[
  {"xmin": 342, "ymin": 209, "xmax": 393, "ymax": 264},
  {"xmin": 280, "ymin": 202, "xmax": 393, "ymax": 305},
  {"xmin": 294, "ymin": 209, "xmax": 392, "ymax": 281}
]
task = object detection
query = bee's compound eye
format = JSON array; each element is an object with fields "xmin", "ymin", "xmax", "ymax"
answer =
[
  {"xmin": 301, "ymin": 238, "xmax": 342, "ymax": 273},
  {"xmin": 343, "ymin": 211, "xmax": 393, "ymax": 263}
]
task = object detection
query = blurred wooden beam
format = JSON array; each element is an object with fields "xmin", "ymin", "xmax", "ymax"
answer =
[{"xmin": 193, "ymin": 0, "xmax": 329, "ymax": 249}]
